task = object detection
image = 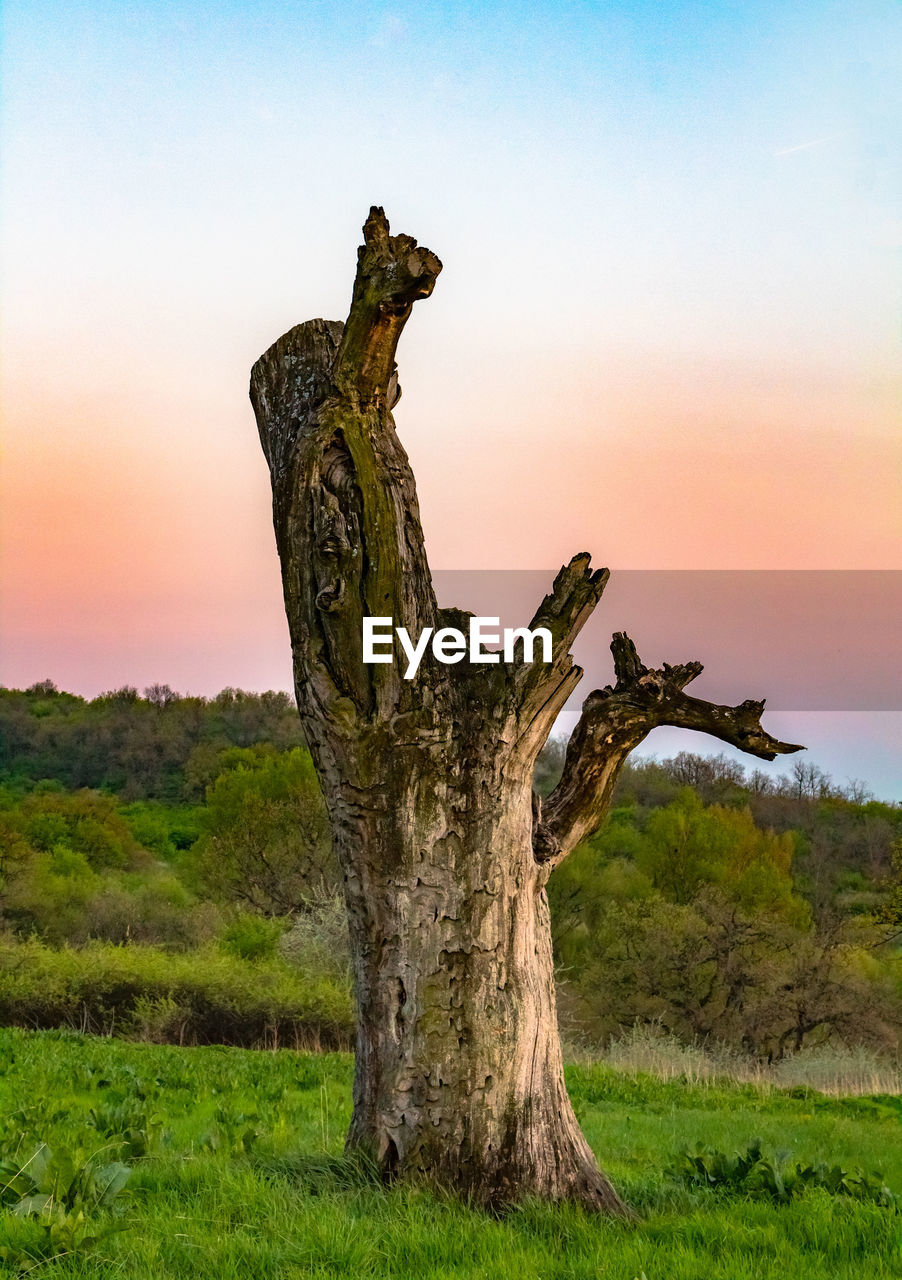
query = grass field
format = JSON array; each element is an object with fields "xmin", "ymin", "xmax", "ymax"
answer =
[{"xmin": 1, "ymin": 1027, "xmax": 900, "ymax": 1278}]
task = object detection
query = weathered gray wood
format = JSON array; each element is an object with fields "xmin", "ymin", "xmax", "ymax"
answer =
[{"xmin": 250, "ymin": 207, "xmax": 803, "ymax": 1212}]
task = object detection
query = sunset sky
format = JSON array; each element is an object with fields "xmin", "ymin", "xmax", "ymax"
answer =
[{"xmin": 1, "ymin": 1, "xmax": 899, "ymax": 793}]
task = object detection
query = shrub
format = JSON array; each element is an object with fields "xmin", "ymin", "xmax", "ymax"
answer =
[
  {"xmin": 81, "ymin": 876, "xmax": 222, "ymax": 950},
  {"xmin": 279, "ymin": 894, "xmax": 351, "ymax": 984},
  {"xmin": 13, "ymin": 791, "xmax": 140, "ymax": 869},
  {"xmin": 0, "ymin": 937, "xmax": 354, "ymax": 1049},
  {"xmin": 220, "ymin": 913, "xmax": 286, "ymax": 961}
]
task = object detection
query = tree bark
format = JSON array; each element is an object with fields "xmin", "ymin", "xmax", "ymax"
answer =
[{"xmin": 250, "ymin": 207, "xmax": 803, "ymax": 1212}]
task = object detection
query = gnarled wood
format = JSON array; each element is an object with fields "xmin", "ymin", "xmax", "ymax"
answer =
[
  {"xmin": 535, "ymin": 633, "xmax": 803, "ymax": 869},
  {"xmin": 250, "ymin": 207, "xmax": 803, "ymax": 1214}
]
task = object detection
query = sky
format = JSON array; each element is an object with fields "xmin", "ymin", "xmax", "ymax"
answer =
[{"xmin": 1, "ymin": 1, "xmax": 900, "ymax": 794}]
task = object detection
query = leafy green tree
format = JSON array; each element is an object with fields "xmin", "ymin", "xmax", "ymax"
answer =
[
  {"xmin": 548, "ymin": 808, "xmax": 652, "ymax": 970},
  {"xmin": 3, "ymin": 845, "xmax": 102, "ymax": 943},
  {"xmin": 10, "ymin": 791, "xmax": 139, "ymax": 870},
  {"xmin": 637, "ymin": 790, "xmax": 804, "ymax": 920},
  {"xmin": 566, "ymin": 890, "xmax": 896, "ymax": 1057},
  {"xmin": 187, "ymin": 747, "xmax": 336, "ymax": 914},
  {"xmin": 874, "ymin": 837, "xmax": 902, "ymax": 942},
  {"xmin": 546, "ymin": 791, "xmax": 901, "ymax": 1056}
]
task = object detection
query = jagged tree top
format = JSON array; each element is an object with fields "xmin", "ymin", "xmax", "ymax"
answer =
[{"xmin": 250, "ymin": 206, "xmax": 803, "ymax": 863}]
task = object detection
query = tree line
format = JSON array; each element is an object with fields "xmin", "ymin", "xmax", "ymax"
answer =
[
  {"xmin": 0, "ymin": 683, "xmax": 899, "ymax": 1061},
  {"xmin": 0, "ymin": 682, "xmax": 304, "ymax": 799}
]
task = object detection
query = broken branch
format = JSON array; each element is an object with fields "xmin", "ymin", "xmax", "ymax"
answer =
[{"xmin": 534, "ymin": 631, "xmax": 804, "ymax": 867}]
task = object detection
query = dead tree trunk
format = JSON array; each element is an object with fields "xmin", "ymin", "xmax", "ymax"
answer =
[{"xmin": 250, "ymin": 208, "xmax": 802, "ymax": 1212}]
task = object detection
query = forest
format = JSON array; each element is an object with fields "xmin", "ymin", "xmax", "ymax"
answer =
[{"xmin": 1, "ymin": 680, "xmax": 899, "ymax": 1067}]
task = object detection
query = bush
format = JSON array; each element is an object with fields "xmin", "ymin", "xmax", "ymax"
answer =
[
  {"xmin": 279, "ymin": 895, "xmax": 351, "ymax": 983},
  {"xmin": 8, "ymin": 790, "xmax": 140, "ymax": 869},
  {"xmin": 0, "ymin": 938, "xmax": 354, "ymax": 1049},
  {"xmin": 220, "ymin": 914, "xmax": 286, "ymax": 961},
  {"xmin": 82, "ymin": 878, "xmax": 223, "ymax": 950}
]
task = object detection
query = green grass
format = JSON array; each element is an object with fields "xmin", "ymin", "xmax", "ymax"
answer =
[{"xmin": 1, "ymin": 1028, "xmax": 900, "ymax": 1278}]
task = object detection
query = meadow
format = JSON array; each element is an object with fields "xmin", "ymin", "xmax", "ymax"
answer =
[{"xmin": 1, "ymin": 1027, "xmax": 900, "ymax": 1279}]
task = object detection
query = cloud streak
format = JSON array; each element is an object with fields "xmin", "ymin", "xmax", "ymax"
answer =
[{"xmin": 772, "ymin": 127, "xmax": 854, "ymax": 157}]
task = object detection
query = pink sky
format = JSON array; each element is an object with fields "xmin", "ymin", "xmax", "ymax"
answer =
[{"xmin": 1, "ymin": 1, "xmax": 899, "ymax": 791}]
